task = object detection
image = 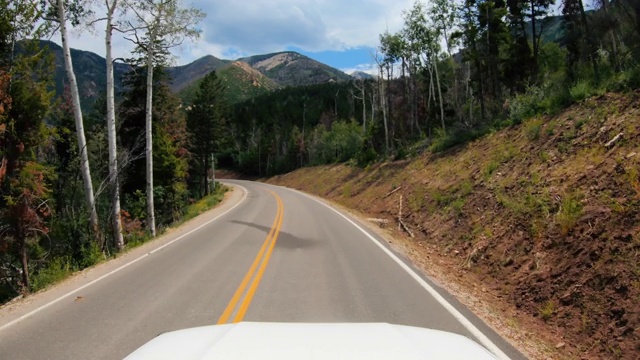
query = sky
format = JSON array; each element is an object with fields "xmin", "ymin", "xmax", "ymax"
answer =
[{"xmin": 62, "ymin": 0, "xmax": 416, "ymax": 75}]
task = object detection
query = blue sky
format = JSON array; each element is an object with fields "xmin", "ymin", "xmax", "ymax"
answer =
[
  {"xmin": 67, "ymin": 0, "xmax": 414, "ymax": 75},
  {"xmin": 64, "ymin": 0, "xmax": 564, "ymax": 75}
]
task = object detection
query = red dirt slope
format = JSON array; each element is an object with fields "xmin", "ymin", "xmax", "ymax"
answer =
[{"xmin": 267, "ymin": 92, "xmax": 640, "ymax": 359}]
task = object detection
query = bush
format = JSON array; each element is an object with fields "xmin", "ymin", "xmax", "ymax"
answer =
[
  {"xmin": 30, "ymin": 257, "xmax": 74, "ymax": 292},
  {"xmin": 570, "ymin": 80, "xmax": 594, "ymax": 102},
  {"xmin": 556, "ymin": 192, "xmax": 584, "ymax": 235},
  {"xmin": 429, "ymin": 127, "xmax": 487, "ymax": 153},
  {"xmin": 525, "ymin": 118, "xmax": 544, "ymax": 141},
  {"xmin": 80, "ymin": 241, "xmax": 104, "ymax": 268}
]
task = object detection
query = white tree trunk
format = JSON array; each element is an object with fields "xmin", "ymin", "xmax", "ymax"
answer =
[
  {"xmin": 379, "ymin": 66, "xmax": 389, "ymax": 153},
  {"xmin": 433, "ymin": 59, "xmax": 445, "ymax": 132},
  {"xmin": 145, "ymin": 42, "xmax": 156, "ymax": 237},
  {"xmin": 361, "ymin": 85, "xmax": 366, "ymax": 132},
  {"xmin": 57, "ymin": 0, "xmax": 99, "ymax": 238},
  {"xmin": 106, "ymin": 0, "xmax": 124, "ymax": 250}
]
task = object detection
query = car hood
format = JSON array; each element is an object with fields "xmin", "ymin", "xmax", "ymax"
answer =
[{"xmin": 125, "ymin": 322, "xmax": 499, "ymax": 359}]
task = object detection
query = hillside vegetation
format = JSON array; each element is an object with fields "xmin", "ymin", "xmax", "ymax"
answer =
[{"xmin": 267, "ymin": 92, "xmax": 640, "ymax": 359}]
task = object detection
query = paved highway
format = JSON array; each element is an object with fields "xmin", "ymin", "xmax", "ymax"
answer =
[{"xmin": 0, "ymin": 181, "xmax": 526, "ymax": 359}]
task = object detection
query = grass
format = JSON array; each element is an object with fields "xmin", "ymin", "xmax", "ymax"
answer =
[
  {"xmin": 539, "ymin": 300, "xmax": 556, "ymax": 322},
  {"xmin": 408, "ymin": 187, "xmax": 426, "ymax": 212},
  {"xmin": 183, "ymin": 185, "xmax": 229, "ymax": 221},
  {"xmin": 484, "ymin": 161, "xmax": 499, "ymax": 179},
  {"xmin": 525, "ymin": 118, "xmax": 544, "ymax": 141},
  {"xmin": 556, "ymin": 192, "xmax": 584, "ymax": 235},
  {"xmin": 342, "ymin": 183, "xmax": 352, "ymax": 198}
]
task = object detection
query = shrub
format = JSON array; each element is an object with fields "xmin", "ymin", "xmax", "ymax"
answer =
[
  {"xmin": 556, "ymin": 193, "xmax": 584, "ymax": 235},
  {"xmin": 539, "ymin": 300, "xmax": 555, "ymax": 322},
  {"xmin": 30, "ymin": 257, "xmax": 74, "ymax": 292},
  {"xmin": 570, "ymin": 80, "xmax": 593, "ymax": 102},
  {"xmin": 80, "ymin": 241, "xmax": 104, "ymax": 268},
  {"xmin": 525, "ymin": 118, "xmax": 544, "ymax": 141}
]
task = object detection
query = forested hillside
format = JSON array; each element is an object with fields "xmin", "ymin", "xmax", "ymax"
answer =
[
  {"xmin": 0, "ymin": 0, "xmax": 215, "ymax": 301},
  {"xmin": 222, "ymin": 0, "xmax": 640, "ymax": 180}
]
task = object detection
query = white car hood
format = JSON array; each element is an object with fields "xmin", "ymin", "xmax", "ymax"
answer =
[{"xmin": 125, "ymin": 322, "xmax": 499, "ymax": 359}]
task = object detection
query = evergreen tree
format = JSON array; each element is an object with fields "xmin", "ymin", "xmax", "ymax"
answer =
[
  {"xmin": 186, "ymin": 71, "xmax": 227, "ymax": 198},
  {"xmin": 0, "ymin": 26, "xmax": 54, "ymax": 291},
  {"xmin": 119, "ymin": 65, "xmax": 188, "ymax": 226}
]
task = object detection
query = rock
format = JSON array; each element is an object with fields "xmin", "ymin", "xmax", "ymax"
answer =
[
  {"xmin": 559, "ymin": 293, "xmax": 573, "ymax": 306},
  {"xmin": 555, "ymin": 342, "xmax": 566, "ymax": 349}
]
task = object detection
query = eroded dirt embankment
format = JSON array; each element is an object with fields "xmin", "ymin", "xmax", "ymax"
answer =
[{"xmin": 266, "ymin": 92, "xmax": 640, "ymax": 359}]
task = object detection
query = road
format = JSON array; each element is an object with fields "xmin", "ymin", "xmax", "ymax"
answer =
[{"xmin": 0, "ymin": 180, "xmax": 526, "ymax": 359}]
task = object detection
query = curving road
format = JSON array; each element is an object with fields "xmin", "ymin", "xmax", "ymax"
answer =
[{"xmin": 0, "ymin": 181, "xmax": 526, "ymax": 359}]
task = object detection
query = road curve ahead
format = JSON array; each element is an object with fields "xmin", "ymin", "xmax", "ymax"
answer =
[{"xmin": 0, "ymin": 180, "xmax": 526, "ymax": 360}]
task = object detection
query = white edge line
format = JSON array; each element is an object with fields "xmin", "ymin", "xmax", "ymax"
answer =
[
  {"xmin": 288, "ymin": 188, "xmax": 511, "ymax": 360},
  {"xmin": 0, "ymin": 185, "xmax": 248, "ymax": 333}
]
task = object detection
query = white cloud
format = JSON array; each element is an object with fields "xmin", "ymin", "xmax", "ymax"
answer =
[
  {"xmin": 55, "ymin": 0, "xmax": 415, "ymax": 65},
  {"xmin": 194, "ymin": 0, "xmax": 413, "ymax": 55},
  {"xmin": 340, "ymin": 63, "xmax": 378, "ymax": 76}
]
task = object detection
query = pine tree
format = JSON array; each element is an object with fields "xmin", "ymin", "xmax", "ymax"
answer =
[{"xmin": 186, "ymin": 71, "xmax": 227, "ymax": 198}]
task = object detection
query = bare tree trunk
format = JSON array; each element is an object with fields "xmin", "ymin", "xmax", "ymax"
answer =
[
  {"xmin": 203, "ymin": 153, "xmax": 209, "ymax": 197},
  {"xmin": 530, "ymin": 0, "xmax": 539, "ymax": 78},
  {"xmin": 105, "ymin": 0, "xmax": 124, "ymax": 251},
  {"xmin": 145, "ymin": 41, "xmax": 156, "ymax": 237},
  {"xmin": 352, "ymin": 81, "xmax": 367, "ymax": 131},
  {"xmin": 380, "ymin": 65, "xmax": 389, "ymax": 154},
  {"xmin": 370, "ymin": 86, "xmax": 375, "ymax": 127},
  {"xmin": 57, "ymin": 0, "xmax": 99, "ymax": 239},
  {"xmin": 578, "ymin": 0, "xmax": 600, "ymax": 81},
  {"xmin": 20, "ymin": 236, "xmax": 29, "ymax": 291},
  {"xmin": 433, "ymin": 59, "xmax": 445, "ymax": 132},
  {"xmin": 361, "ymin": 85, "xmax": 366, "ymax": 131},
  {"xmin": 600, "ymin": 0, "xmax": 620, "ymax": 72}
]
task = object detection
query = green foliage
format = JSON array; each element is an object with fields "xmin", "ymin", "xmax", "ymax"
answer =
[
  {"xmin": 429, "ymin": 127, "xmax": 487, "ymax": 153},
  {"xmin": 30, "ymin": 257, "xmax": 73, "ymax": 292},
  {"xmin": 186, "ymin": 70, "xmax": 229, "ymax": 198},
  {"xmin": 308, "ymin": 120, "xmax": 363, "ymax": 166},
  {"xmin": 119, "ymin": 65, "xmax": 189, "ymax": 227},
  {"xmin": 80, "ymin": 241, "xmax": 103, "ymax": 268},
  {"xmin": 570, "ymin": 80, "xmax": 597, "ymax": 102}
]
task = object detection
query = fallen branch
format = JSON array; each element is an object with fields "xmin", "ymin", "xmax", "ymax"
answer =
[
  {"xmin": 399, "ymin": 220, "xmax": 415, "ymax": 238},
  {"xmin": 605, "ymin": 132, "xmax": 624, "ymax": 149},
  {"xmin": 384, "ymin": 186, "xmax": 402, "ymax": 198},
  {"xmin": 398, "ymin": 195, "xmax": 403, "ymax": 231},
  {"xmin": 367, "ymin": 218, "xmax": 389, "ymax": 228}
]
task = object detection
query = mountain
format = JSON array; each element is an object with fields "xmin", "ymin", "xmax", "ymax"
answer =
[
  {"xmin": 240, "ymin": 51, "xmax": 353, "ymax": 87},
  {"xmin": 180, "ymin": 61, "xmax": 278, "ymax": 105},
  {"xmin": 40, "ymin": 40, "xmax": 352, "ymax": 108},
  {"xmin": 166, "ymin": 55, "xmax": 230, "ymax": 92},
  {"xmin": 35, "ymin": 41, "xmax": 132, "ymax": 111},
  {"xmin": 351, "ymin": 71, "xmax": 376, "ymax": 80}
]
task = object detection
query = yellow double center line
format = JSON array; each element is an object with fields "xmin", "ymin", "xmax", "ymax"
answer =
[{"xmin": 216, "ymin": 190, "xmax": 284, "ymax": 324}]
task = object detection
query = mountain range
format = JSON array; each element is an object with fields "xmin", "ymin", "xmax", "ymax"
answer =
[{"xmin": 38, "ymin": 40, "xmax": 359, "ymax": 109}]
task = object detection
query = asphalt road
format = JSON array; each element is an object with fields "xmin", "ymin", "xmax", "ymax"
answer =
[{"xmin": 0, "ymin": 181, "xmax": 527, "ymax": 359}]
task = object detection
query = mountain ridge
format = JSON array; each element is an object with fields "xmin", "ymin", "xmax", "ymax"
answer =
[{"xmin": 38, "ymin": 40, "xmax": 353, "ymax": 107}]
